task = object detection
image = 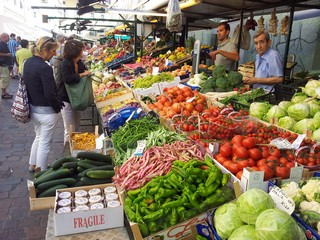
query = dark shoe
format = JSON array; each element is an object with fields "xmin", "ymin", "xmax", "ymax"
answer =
[
  {"xmin": 1, "ymin": 94, "xmax": 13, "ymax": 99},
  {"xmin": 12, "ymin": 75, "xmax": 19, "ymax": 79}
]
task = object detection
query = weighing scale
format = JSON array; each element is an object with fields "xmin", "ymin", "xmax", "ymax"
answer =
[{"xmin": 192, "ymin": 39, "xmax": 201, "ymax": 74}]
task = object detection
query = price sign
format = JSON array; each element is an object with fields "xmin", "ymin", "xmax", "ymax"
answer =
[
  {"xmin": 291, "ymin": 134, "xmax": 306, "ymax": 150},
  {"xmin": 152, "ymin": 67, "xmax": 159, "ymax": 75},
  {"xmin": 270, "ymin": 138, "xmax": 293, "ymax": 149},
  {"xmin": 134, "ymin": 140, "xmax": 146, "ymax": 156},
  {"xmin": 269, "ymin": 185, "xmax": 295, "ymax": 215}
]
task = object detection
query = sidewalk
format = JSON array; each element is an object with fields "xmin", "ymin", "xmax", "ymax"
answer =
[{"xmin": 0, "ymin": 78, "xmax": 95, "ymax": 240}]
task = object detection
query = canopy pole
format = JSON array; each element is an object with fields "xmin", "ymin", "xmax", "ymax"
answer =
[
  {"xmin": 236, "ymin": 8, "xmax": 244, "ymax": 71},
  {"xmin": 282, "ymin": 0, "xmax": 296, "ymax": 82}
]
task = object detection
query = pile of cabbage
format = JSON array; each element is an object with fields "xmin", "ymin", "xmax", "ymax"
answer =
[
  {"xmin": 249, "ymin": 80, "xmax": 320, "ymax": 141},
  {"xmin": 213, "ymin": 188, "xmax": 306, "ymax": 240}
]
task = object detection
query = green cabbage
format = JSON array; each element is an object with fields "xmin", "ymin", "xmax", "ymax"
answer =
[
  {"xmin": 303, "ymin": 80, "xmax": 320, "ymax": 97},
  {"xmin": 293, "ymin": 118, "xmax": 316, "ymax": 134},
  {"xmin": 228, "ymin": 225, "xmax": 257, "ymax": 240},
  {"xmin": 249, "ymin": 102, "xmax": 271, "ymax": 120},
  {"xmin": 312, "ymin": 128, "xmax": 320, "ymax": 141},
  {"xmin": 236, "ymin": 189, "xmax": 275, "ymax": 225},
  {"xmin": 307, "ymin": 99, "xmax": 320, "ymax": 117},
  {"xmin": 264, "ymin": 105, "xmax": 286, "ymax": 122},
  {"xmin": 278, "ymin": 101, "xmax": 292, "ymax": 112},
  {"xmin": 287, "ymin": 103, "xmax": 310, "ymax": 121},
  {"xmin": 214, "ymin": 202, "xmax": 244, "ymax": 239},
  {"xmin": 278, "ymin": 116, "xmax": 296, "ymax": 130},
  {"xmin": 313, "ymin": 112, "xmax": 320, "ymax": 129},
  {"xmin": 255, "ymin": 208, "xmax": 306, "ymax": 240},
  {"xmin": 291, "ymin": 92, "xmax": 308, "ymax": 103}
]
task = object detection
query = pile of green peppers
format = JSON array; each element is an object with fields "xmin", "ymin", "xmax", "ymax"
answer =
[{"xmin": 124, "ymin": 156, "xmax": 235, "ymax": 237}]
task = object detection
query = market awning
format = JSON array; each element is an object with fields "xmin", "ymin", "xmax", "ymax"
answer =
[{"xmin": 0, "ymin": 15, "xmax": 52, "ymax": 41}]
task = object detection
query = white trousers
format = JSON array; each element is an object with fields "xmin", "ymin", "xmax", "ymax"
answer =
[
  {"xmin": 61, "ymin": 101, "xmax": 80, "ymax": 144},
  {"xmin": 29, "ymin": 112, "xmax": 59, "ymax": 170}
]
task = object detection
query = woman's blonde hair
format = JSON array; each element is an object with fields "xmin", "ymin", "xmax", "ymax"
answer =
[{"xmin": 35, "ymin": 36, "xmax": 59, "ymax": 55}]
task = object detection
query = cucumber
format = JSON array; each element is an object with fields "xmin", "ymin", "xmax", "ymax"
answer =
[
  {"xmin": 86, "ymin": 170, "xmax": 115, "ymax": 179},
  {"xmin": 80, "ymin": 177, "xmax": 112, "ymax": 186},
  {"xmin": 51, "ymin": 156, "xmax": 78, "ymax": 170},
  {"xmin": 77, "ymin": 161, "xmax": 99, "ymax": 169},
  {"xmin": 37, "ymin": 184, "xmax": 68, "ymax": 198},
  {"xmin": 79, "ymin": 159, "xmax": 109, "ymax": 166},
  {"xmin": 62, "ymin": 162, "xmax": 78, "ymax": 170},
  {"xmin": 36, "ymin": 178, "xmax": 76, "ymax": 192},
  {"xmin": 78, "ymin": 165, "xmax": 114, "ymax": 178},
  {"xmin": 77, "ymin": 166, "xmax": 86, "ymax": 173},
  {"xmin": 34, "ymin": 168, "xmax": 51, "ymax": 179},
  {"xmin": 34, "ymin": 168, "xmax": 72, "ymax": 187},
  {"xmin": 69, "ymin": 180, "xmax": 85, "ymax": 188},
  {"xmin": 76, "ymin": 152, "xmax": 112, "ymax": 164}
]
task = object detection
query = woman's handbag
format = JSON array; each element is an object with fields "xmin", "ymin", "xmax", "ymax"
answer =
[
  {"xmin": 65, "ymin": 76, "xmax": 94, "ymax": 111},
  {"xmin": 11, "ymin": 77, "xmax": 31, "ymax": 123}
]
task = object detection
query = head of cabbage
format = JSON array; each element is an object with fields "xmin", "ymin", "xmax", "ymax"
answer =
[
  {"xmin": 291, "ymin": 92, "xmax": 308, "ymax": 104},
  {"xmin": 278, "ymin": 101, "xmax": 292, "ymax": 112},
  {"xmin": 287, "ymin": 102, "xmax": 310, "ymax": 121},
  {"xmin": 264, "ymin": 105, "xmax": 286, "ymax": 122},
  {"xmin": 249, "ymin": 102, "xmax": 271, "ymax": 120},
  {"xmin": 278, "ymin": 116, "xmax": 296, "ymax": 130},
  {"xmin": 255, "ymin": 208, "xmax": 306, "ymax": 240},
  {"xmin": 293, "ymin": 118, "xmax": 317, "ymax": 134},
  {"xmin": 214, "ymin": 202, "xmax": 244, "ymax": 239},
  {"xmin": 307, "ymin": 99, "xmax": 320, "ymax": 117},
  {"xmin": 236, "ymin": 189, "xmax": 275, "ymax": 225},
  {"xmin": 302, "ymin": 79, "xmax": 320, "ymax": 97},
  {"xmin": 228, "ymin": 225, "xmax": 257, "ymax": 240}
]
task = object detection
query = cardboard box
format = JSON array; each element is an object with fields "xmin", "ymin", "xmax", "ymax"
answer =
[
  {"xmin": 28, "ymin": 179, "xmax": 55, "ymax": 211},
  {"xmin": 133, "ymin": 83, "xmax": 161, "ymax": 101},
  {"xmin": 54, "ymin": 184, "xmax": 124, "ymax": 236},
  {"xmin": 240, "ymin": 166, "xmax": 304, "ymax": 192}
]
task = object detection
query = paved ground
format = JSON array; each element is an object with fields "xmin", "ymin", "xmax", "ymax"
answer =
[{"xmin": 0, "ymin": 78, "xmax": 96, "ymax": 240}]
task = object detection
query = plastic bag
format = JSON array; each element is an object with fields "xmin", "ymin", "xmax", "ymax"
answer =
[
  {"xmin": 166, "ymin": 0, "xmax": 182, "ymax": 32},
  {"xmin": 231, "ymin": 24, "xmax": 251, "ymax": 50}
]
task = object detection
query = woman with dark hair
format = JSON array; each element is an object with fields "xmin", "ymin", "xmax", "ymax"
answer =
[
  {"xmin": 58, "ymin": 39, "xmax": 91, "ymax": 144},
  {"xmin": 23, "ymin": 36, "xmax": 64, "ymax": 172}
]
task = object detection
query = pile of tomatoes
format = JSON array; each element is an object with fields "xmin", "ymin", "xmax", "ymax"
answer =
[
  {"xmin": 295, "ymin": 145, "xmax": 320, "ymax": 170},
  {"xmin": 214, "ymin": 135, "xmax": 296, "ymax": 181}
]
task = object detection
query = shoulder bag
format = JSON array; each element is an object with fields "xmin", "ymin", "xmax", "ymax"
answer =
[{"xmin": 11, "ymin": 77, "xmax": 31, "ymax": 123}]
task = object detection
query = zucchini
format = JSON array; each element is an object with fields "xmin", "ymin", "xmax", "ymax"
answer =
[
  {"xmin": 34, "ymin": 168, "xmax": 51, "ymax": 179},
  {"xmin": 76, "ymin": 152, "xmax": 112, "ymax": 164},
  {"xmin": 36, "ymin": 178, "xmax": 76, "ymax": 192},
  {"xmin": 34, "ymin": 168, "xmax": 72, "ymax": 187},
  {"xmin": 79, "ymin": 159, "xmax": 109, "ymax": 166},
  {"xmin": 77, "ymin": 166, "xmax": 86, "ymax": 173},
  {"xmin": 62, "ymin": 162, "xmax": 78, "ymax": 170},
  {"xmin": 78, "ymin": 165, "xmax": 114, "ymax": 178},
  {"xmin": 69, "ymin": 180, "xmax": 85, "ymax": 188},
  {"xmin": 80, "ymin": 177, "xmax": 112, "ymax": 186},
  {"xmin": 77, "ymin": 161, "xmax": 99, "ymax": 169},
  {"xmin": 51, "ymin": 156, "xmax": 78, "ymax": 170},
  {"xmin": 86, "ymin": 170, "xmax": 115, "ymax": 179},
  {"xmin": 37, "ymin": 184, "xmax": 68, "ymax": 198}
]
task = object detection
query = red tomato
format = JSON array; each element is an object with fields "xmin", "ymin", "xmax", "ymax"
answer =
[
  {"xmin": 270, "ymin": 147, "xmax": 281, "ymax": 158},
  {"xmin": 261, "ymin": 149, "xmax": 270, "ymax": 159},
  {"xmin": 251, "ymin": 166, "xmax": 259, "ymax": 171},
  {"xmin": 258, "ymin": 165, "xmax": 275, "ymax": 181},
  {"xmin": 237, "ymin": 160, "xmax": 249, "ymax": 170},
  {"xmin": 228, "ymin": 163, "xmax": 239, "ymax": 175},
  {"xmin": 235, "ymin": 147, "xmax": 249, "ymax": 159},
  {"xmin": 220, "ymin": 143, "xmax": 232, "ymax": 158},
  {"xmin": 257, "ymin": 159, "xmax": 267, "ymax": 167},
  {"xmin": 232, "ymin": 143, "xmax": 242, "ymax": 153},
  {"xmin": 286, "ymin": 162, "xmax": 295, "ymax": 168},
  {"xmin": 242, "ymin": 137, "xmax": 256, "ymax": 149},
  {"xmin": 223, "ymin": 160, "xmax": 232, "ymax": 169},
  {"xmin": 278, "ymin": 157, "xmax": 289, "ymax": 165},
  {"xmin": 248, "ymin": 148, "xmax": 262, "ymax": 160},
  {"xmin": 248, "ymin": 158, "xmax": 255, "ymax": 167},
  {"xmin": 275, "ymin": 166, "xmax": 290, "ymax": 179},
  {"xmin": 231, "ymin": 135, "xmax": 244, "ymax": 145},
  {"xmin": 236, "ymin": 170, "xmax": 243, "ymax": 180}
]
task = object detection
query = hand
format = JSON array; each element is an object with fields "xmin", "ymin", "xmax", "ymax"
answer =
[
  {"xmin": 243, "ymin": 76, "xmax": 256, "ymax": 85},
  {"xmin": 85, "ymin": 70, "xmax": 91, "ymax": 76},
  {"xmin": 208, "ymin": 50, "xmax": 219, "ymax": 61}
]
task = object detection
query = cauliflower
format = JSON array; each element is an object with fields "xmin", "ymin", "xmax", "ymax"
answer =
[
  {"xmin": 281, "ymin": 181, "xmax": 305, "ymax": 207},
  {"xmin": 300, "ymin": 201, "xmax": 320, "ymax": 213},
  {"xmin": 301, "ymin": 179, "xmax": 320, "ymax": 202}
]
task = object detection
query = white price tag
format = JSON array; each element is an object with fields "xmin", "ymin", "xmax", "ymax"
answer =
[
  {"xmin": 269, "ymin": 185, "xmax": 295, "ymax": 215},
  {"xmin": 186, "ymin": 96, "xmax": 196, "ymax": 103},
  {"xmin": 152, "ymin": 67, "xmax": 159, "ymax": 75},
  {"xmin": 291, "ymin": 134, "xmax": 306, "ymax": 150},
  {"xmin": 134, "ymin": 140, "xmax": 146, "ymax": 156},
  {"xmin": 209, "ymin": 143, "xmax": 214, "ymax": 153},
  {"xmin": 125, "ymin": 110, "xmax": 136, "ymax": 123},
  {"xmin": 315, "ymin": 87, "xmax": 320, "ymax": 96},
  {"xmin": 270, "ymin": 138, "xmax": 293, "ymax": 149}
]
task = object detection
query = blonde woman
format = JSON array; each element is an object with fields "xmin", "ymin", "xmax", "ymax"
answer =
[{"xmin": 23, "ymin": 36, "xmax": 64, "ymax": 172}]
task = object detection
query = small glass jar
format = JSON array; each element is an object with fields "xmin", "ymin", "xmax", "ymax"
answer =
[
  {"xmin": 90, "ymin": 203, "xmax": 104, "ymax": 210},
  {"xmin": 75, "ymin": 189, "xmax": 87, "ymax": 198},
  {"xmin": 73, "ymin": 205, "xmax": 89, "ymax": 212},
  {"xmin": 57, "ymin": 206, "xmax": 71, "ymax": 214},
  {"xmin": 89, "ymin": 195, "xmax": 103, "ymax": 205},
  {"xmin": 88, "ymin": 188, "xmax": 101, "ymax": 197},
  {"xmin": 107, "ymin": 200, "xmax": 120, "ymax": 208},
  {"xmin": 57, "ymin": 198, "xmax": 72, "ymax": 208},
  {"xmin": 104, "ymin": 186, "xmax": 116, "ymax": 194},
  {"xmin": 74, "ymin": 197, "xmax": 88, "ymax": 206},
  {"xmin": 58, "ymin": 191, "xmax": 71, "ymax": 199},
  {"xmin": 105, "ymin": 193, "xmax": 119, "ymax": 202}
]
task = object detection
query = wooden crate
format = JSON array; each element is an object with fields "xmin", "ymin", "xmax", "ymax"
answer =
[
  {"xmin": 28, "ymin": 180, "xmax": 55, "ymax": 211},
  {"xmin": 95, "ymin": 91, "xmax": 135, "ymax": 110}
]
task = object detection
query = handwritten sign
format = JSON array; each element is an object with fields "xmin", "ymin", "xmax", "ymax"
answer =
[
  {"xmin": 291, "ymin": 134, "xmax": 306, "ymax": 150},
  {"xmin": 134, "ymin": 140, "xmax": 146, "ymax": 156},
  {"xmin": 270, "ymin": 138, "xmax": 293, "ymax": 149},
  {"xmin": 269, "ymin": 185, "xmax": 295, "ymax": 215}
]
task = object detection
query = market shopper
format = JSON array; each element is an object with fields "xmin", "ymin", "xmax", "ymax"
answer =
[
  {"xmin": 52, "ymin": 34, "xmax": 65, "ymax": 86},
  {"xmin": 209, "ymin": 22, "xmax": 240, "ymax": 71},
  {"xmin": 15, "ymin": 39, "xmax": 32, "ymax": 77},
  {"xmin": 23, "ymin": 36, "xmax": 64, "ymax": 172},
  {"xmin": 0, "ymin": 32, "xmax": 13, "ymax": 99},
  {"xmin": 7, "ymin": 33, "xmax": 20, "ymax": 78},
  {"xmin": 58, "ymin": 40, "xmax": 91, "ymax": 144},
  {"xmin": 243, "ymin": 30, "xmax": 284, "ymax": 91}
]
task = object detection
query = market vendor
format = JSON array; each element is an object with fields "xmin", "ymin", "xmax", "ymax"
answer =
[
  {"xmin": 243, "ymin": 29, "xmax": 284, "ymax": 91},
  {"xmin": 208, "ymin": 22, "xmax": 240, "ymax": 71}
]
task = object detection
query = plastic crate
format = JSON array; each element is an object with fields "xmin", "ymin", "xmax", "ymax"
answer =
[{"xmin": 274, "ymin": 83, "xmax": 302, "ymax": 102}]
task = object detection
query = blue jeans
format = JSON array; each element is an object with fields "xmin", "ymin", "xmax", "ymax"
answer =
[{"xmin": 29, "ymin": 111, "xmax": 59, "ymax": 170}]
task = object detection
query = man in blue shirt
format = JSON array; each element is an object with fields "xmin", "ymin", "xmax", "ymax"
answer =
[
  {"xmin": 243, "ymin": 30, "xmax": 283, "ymax": 91},
  {"xmin": 7, "ymin": 33, "xmax": 19, "ymax": 79}
]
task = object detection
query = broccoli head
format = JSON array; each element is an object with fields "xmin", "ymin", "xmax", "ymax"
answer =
[
  {"xmin": 227, "ymin": 71, "xmax": 243, "ymax": 87},
  {"xmin": 212, "ymin": 65, "xmax": 227, "ymax": 78},
  {"xmin": 216, "ymin": 77, "xmax": 229, "ymax": 89}
]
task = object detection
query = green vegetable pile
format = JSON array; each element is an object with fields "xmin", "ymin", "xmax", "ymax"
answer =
[
  {"xmin": 133, "ymin": 72, "xmax": 174, "ymax": 89},
  {"xmin": 219, "ymin": 88, "xmax": 267, "ymax": 106},
  {"xmin": 124, "ymin": 157, "xmax": 234, "ymax": 237},
  {"xmin": 200, "ymin": 65, "xmax": 243, "ymax": 93}
]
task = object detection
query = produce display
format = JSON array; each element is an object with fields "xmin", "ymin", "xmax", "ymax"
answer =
[
  {"xmin": 133, "ymin": 72, "xmax": 174, "ymax": 89},
  {"xmin": 124, "ymin": 158, "xmax": 234, "ymax": 237},
  {"xmin": 33, "ymin": 152, "xmax": 114, "ymax": 197}
]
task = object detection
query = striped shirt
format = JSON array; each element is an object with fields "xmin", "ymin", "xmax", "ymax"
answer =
[{"xmin": 8, "ymin": 39, "xmax": 19, "ymax": 57}]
